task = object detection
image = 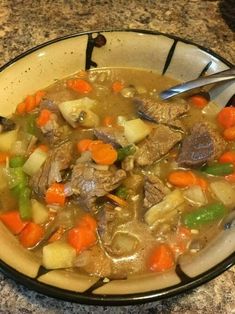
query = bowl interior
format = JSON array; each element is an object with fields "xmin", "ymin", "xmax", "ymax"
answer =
[{"xmin": 0, "ymin": 30, "xmax": 234, "ymax": 305}]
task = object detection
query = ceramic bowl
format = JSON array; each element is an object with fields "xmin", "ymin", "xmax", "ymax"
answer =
[{"xmin": 0, "ymin": 30, "xmax": 234, "ymax": 305}]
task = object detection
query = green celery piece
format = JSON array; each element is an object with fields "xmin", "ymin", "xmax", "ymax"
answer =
[
  {"xmin": 19, "ymin": 187, "xmax": 32, "ymax": 220},
  {"xmin": 117, "ymin": 145, "xmax": 136, "ymax": 161},
  {"xmin": 9, "ymin": 156, "xmax": 26, "ymax": 168}
]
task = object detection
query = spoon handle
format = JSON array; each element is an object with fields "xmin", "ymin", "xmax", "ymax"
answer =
[{"xmin": 160, "ymin": 67, "xmax": 235, "ymax": 100}]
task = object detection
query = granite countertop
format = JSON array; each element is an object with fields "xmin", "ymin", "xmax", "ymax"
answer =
[{"xmin": 0, "ymin": 1, "xmax": 234, "ymax": 313}]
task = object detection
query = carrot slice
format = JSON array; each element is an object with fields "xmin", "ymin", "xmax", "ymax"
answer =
[
  {"xmin": 67, "ymin": 226, "xmax": 97, "ymax": 253},
  {"xmin": 148, "ymin": 244, "xmax": 175, "ymax": 272},
  {"xmin": 19, "ymin": 222, "xmax": 44, "ymax": 248},
  {"xmin": 102, "ymin": 116, "xmax": 116, "ymax": 127},
  {"xmin": 36, "ymin": 109, "xmax": 52, "ymax": 127},
  {"xmin": 37, "ymin": 144, "xmax": 49, "ymax": 153},
  {"xmin": 77, "ymin": 214, "xmax": 97, "ymax": 231},
  {"xmin": 168, "ymin": 171, "xmax": 197, "ymax": 188},
  {"xmin": 45, "ymin": 183, "xmax": 66, "ymax": 206},
  {"xmin": 112, "ymin": 81, "xmax": 124, "ymax": 93},
  {"xmin": 67, "ymin": 79, "xmax": 92, "ymax": 94},
  {"xmin": 189, "ymin": 95, "xmax": 209, "ymax": 109},
  {"xmin": 177, "ymin": 226, "xmax": 192, "ymax": 238},
  {"xmin": 77, "ymin": 139, "xmax": 94, "ymax": 153},
  {"xmin": 219, "ymin": 151, "xmax": 235, "ymax": 165},
  {"xmin": 16, "ymin": 102, "xmax": 26, "ymax": 115},
  {"xmin": 90, "ymin": 142, "xmax": 117, "ymax": 165},
  {"xmin": 25, "ymin": 95, "xmax": 37, "ymax": 112},
  {"xmin": 0, "ymin": 152, "xmax": 10, "ymax": 164},
  {"xmin": 106, "ymin": 193, "xmax": 128, "ymax": 207},
  {"xmin": 223, "ymin": 126, "xmax": 235, "ymax": 141},
  {"xmin": 217, "ymin": 107, "xmax": 235, "ymax": 129},
  {"xmin": 0, "ymin": 211, "xmax": 28, "ymax": 235},
  {"xmin": 35, "ymin": 90, "xmax": 46, "ymax": 106}
]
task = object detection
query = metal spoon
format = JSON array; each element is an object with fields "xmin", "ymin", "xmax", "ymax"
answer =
[{"xmin": 160, "ymin": 67, "xmax": 235, "ymax": 100}]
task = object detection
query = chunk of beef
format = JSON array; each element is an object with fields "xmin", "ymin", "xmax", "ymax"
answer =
[
  {"xmin": 135, "ymin": 124, "xmax": 182, "ymax": 166},
  {"xmin": 121, "ymin": 155, "xmax": 135, "ymax": 171},
  {"xmin": 144, "ymin": 175, "xmax": 170, "ymax": 209},
  {"xmin": 177, "ymin": 122, "xmax": 226, "ymax": 167},
  {"xmin": 38, "ymin": 99, "xmax": 70, "ymax": 145},
  {"xmin": 70, "ymin": 163, "xmax": 126, "ymax": 211},
  {"xmin": 30, "ymin": 141, "xmax": 73, "ymax": 197},
  {"xmin": 134, "ymin": 97, "xmax": 189, "ymax": 125},
  {"xmin": 94, "ymin": 127, "xmax": 129, "ymax": 148}
]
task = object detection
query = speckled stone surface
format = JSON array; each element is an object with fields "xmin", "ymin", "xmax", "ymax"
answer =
[{"xmin": 0, "ymin": 0, "xmax": 234, "ymax": 313}]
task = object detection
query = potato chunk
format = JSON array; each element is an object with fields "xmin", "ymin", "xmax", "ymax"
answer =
[{"xmin": 43, "ymin": 241, "xmax": 76, "ymax": 269}]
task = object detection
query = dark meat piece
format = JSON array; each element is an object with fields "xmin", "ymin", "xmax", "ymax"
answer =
[
  {"xmin": 94, "ymin": 127, "xmax": 129, "ymax": 148},
  {"xmin": 38, "ymin": 99, "xmax": 69, "ymax": 145},
  {"xmin": 177, "ymin": 122, "xmax": 226, "ymax": 167},
  {"xmin": 40, "ymin": 99, "xmax": 62, "ymax": 116},
  {"xmin": 134, "ymin": 97, "xmax": 189, "ymax": 125},
  {"xmin": 70, "ymin": 163, "xmax": 126, "ymax": 211},
  {"xmin": 144, "ymin": 175, "xmax": 170, "ymax": 209},
  {"xmin": 98, "ymin": 203, "xmax": 117, "ymax": 247},
  {"xmin": 30, "ymin": 141, "xmax": 73, "ymax": 197},
  {"xmin": 135, "ymin": 124, "xmax": 182, "ymax": 166},
  {"xmin": 0, "ymin": 116, "xmax": 16, "ymax": 133}
]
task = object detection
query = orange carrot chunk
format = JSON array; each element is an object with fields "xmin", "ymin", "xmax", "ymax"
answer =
[
  {"xmin": 36, "ymin": 109, "xmax": 52, "ymax": 127},
  {"xmin": 77, "ymin": 214, "xmax": 97, "ymax": 231},
  {"xmin": 0, "ymin": 152, "xmax": 10, "ymax": 164},
  {"xmin": 77, "ymin": 139, "xmax": 94, "ymax": 153},
  {"xmin": 37, "ymin": 144, "xmax": 49, "ymax": 153},
  {"xmin": 148, "ymin": 244, "xmax": 175, "ymax": 272},
  {"xmin": 189, "ymin": 95, "xmax": 209, "ymax": 109},
  {"xmin": 219, "ymin": 151, "xmax": 235, "ymax": 164},
  {"xmin": 217, "ymin": 107, "xmax": 235, "ymax": 129},
  {"xmin": 19, "ymin": 222, "xmax": 44, "ymax": 248},
  {"xmin": 25, "ymin": 95, "xmax": 37, "ymax": 112},
  {"xmin": 223, "ymin": 126, "xmax": 235, "ymax": 141},
  {"xmin": 45, "ymin": 183, "xmax": 66, "ymax": 206},
  {"xmin": 112, "ymin": 81, "xmax": 124, "ymax": 93},
  {"xmin": 90, "ymin": 142, "xmax": 117, "ymax": 165},
  {"xmin": 35, "ymin": 90, "xmax": 46, "ymax": 106},
  {"xmin": 0, "ymin": 211, "xmax": 28, "ymax": 235},
  {"xmin": 67, "ymin": 226, "xmax": 97, "ymax": 253},
  {"xmin": 102, "ymin": 116, "xmax": 116, "ymax": 127},
  {"xmin": 16, "ymin": 102, "xmax": 26, "ymax": 115},
  {"xmin": 168, "ymin": 171, "xmax": 197, "ymax": 188},
  {"xmin": 67, "ymin": 79, "xmax": 92, "ymax": 94}
]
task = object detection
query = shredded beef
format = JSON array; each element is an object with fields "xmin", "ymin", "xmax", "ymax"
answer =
[
  {"xmin": 144, "ymin": 175, "xmax": 170, "ymax": 209},
  {"xmin": 70, "ymin": 162, "xmax": 126, "ymax": 211},
  {"xmin": 135, "ymin": 124, "xmax": 182, "ymax": 166},
  {"xmin": 30, "ymin": 141, "xmax": 73, "ymax": 197},
  {"xmin": 134, "ymin": 97, "xmax": 189, "ymax": 125},
  {"xmin": 177, "ymin": 122, "xmax": 226, "ymax": 167},
  {"xmin": 94, "ymin": 126, "xmax": 129, "ymax": 148}
]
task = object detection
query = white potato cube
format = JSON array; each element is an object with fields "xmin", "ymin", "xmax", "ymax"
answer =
[
  {"xmin": 123, "ymin": 119, "xmax": 152, "ymax": 143},
  {"xmin": 31, "ymin": 199, "xmax": 49, "ymax": 224},
  {"xmin": 43, "ymin": 241, "xmax": 76, "ymax": 269}
]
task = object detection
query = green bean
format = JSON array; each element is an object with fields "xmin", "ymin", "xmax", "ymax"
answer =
[
  {"xmin": 201, "ymin": 162, "xmax": 234, "ymax": 176},
  {"xmin": 117, "ymin": 145, "xmax": 136, "ymax": 161},
  {"xmin": 183, "ymin": 203, "xmax": 226, "ymax": 228}
]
